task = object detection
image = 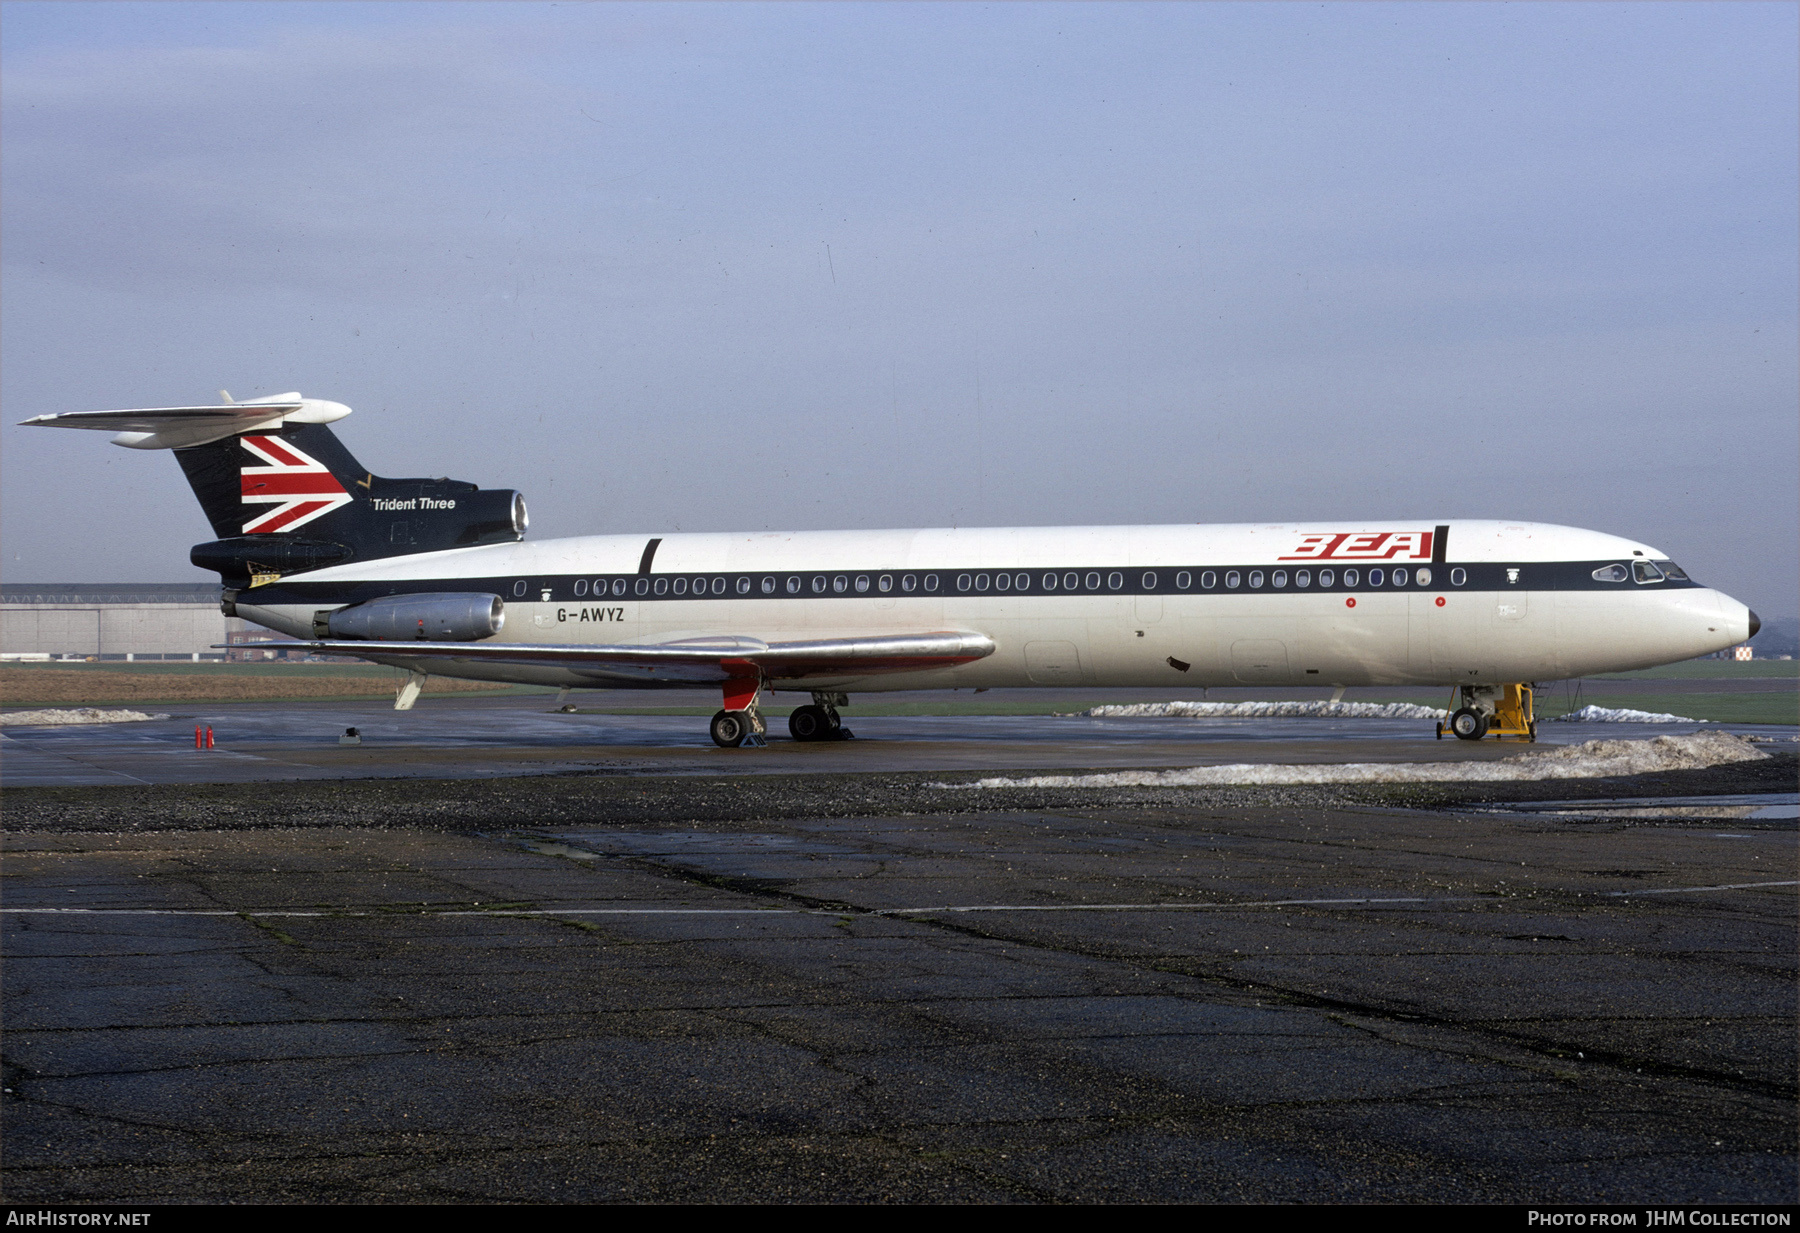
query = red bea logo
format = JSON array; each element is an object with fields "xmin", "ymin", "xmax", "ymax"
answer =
[{"xmin": 1282, "ymin": 531, "xmax": 1434, "ymax": 562}]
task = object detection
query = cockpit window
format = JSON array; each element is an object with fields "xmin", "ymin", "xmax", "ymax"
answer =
[
  {"xmin": 1591, "ymin": 564, "xmax": 1628, "ymax": 583},
  {"xmin": 1658, "ymin": 561, "xmax": 1690, "ymax": 581},
  {"xmin": 1632, "ymin": 560, "xmax": 1665, "ymax": 584}
]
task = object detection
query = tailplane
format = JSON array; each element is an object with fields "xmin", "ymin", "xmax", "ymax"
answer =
[{"xmin": 21, "ymin": 392, "xmax": 528, "ymax": 586}]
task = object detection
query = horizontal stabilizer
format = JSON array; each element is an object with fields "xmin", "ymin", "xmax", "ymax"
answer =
[
  {"xmin": 21, "ymin": 393, "xmax": 349, "ymax": 449},
  {"xmin": 225, "ymin": 630, "xmax": 996, "ymax": 686}
]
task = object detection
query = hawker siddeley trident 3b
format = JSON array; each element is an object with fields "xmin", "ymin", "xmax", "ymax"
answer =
[{"xmin": 26, "ymin": 392, "xmax": 1759, "ymax": 746}]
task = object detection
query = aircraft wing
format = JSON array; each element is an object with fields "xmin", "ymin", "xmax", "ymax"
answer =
[{"xmin": 235, "ymin": 630, "xmax": 996, "ymax": 686}]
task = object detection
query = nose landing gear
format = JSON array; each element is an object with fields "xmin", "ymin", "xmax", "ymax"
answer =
[
  {"xmin": 1436, "ymin": 683, "xmax": 1536, "ymax": 742},
  {"xmin": 1448, "ymin": 707, "xmax": 1489, "ymax": 740}
]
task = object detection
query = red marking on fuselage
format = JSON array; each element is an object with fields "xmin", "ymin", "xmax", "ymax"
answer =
[{"xmin": 1281, "ymin": 531, "xmax": 1434, "ymax": 561}]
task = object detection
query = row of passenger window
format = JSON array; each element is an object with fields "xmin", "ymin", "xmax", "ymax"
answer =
[
  {"xmin": 537, "ymin": 565, "xmax": 1470, "ymax": 599},
  {"xmin": 556, "ymin": 573, "xmax": 947, "ymax": 598},
  {"xmin": 954, "ymin": 567, "xmax": 1456, "ymax": 591},
  {"xmin": 1199, "ymin": 566, "xmax": 1456, "ymax": 590}
]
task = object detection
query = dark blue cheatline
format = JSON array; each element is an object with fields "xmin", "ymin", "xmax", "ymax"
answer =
[{"xmin": 249, "ymin": 560, "xmax": 1702, "ymax": 608}]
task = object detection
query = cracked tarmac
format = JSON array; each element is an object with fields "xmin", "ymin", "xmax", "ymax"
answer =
[{"xmin": 3, "ymin": 768, "xmax": 1795, "ymax": 1204}]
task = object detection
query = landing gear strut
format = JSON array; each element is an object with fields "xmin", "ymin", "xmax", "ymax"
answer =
[{"xmin": 788, "ymin": 691, "xmax": 854, "ymax": 742}]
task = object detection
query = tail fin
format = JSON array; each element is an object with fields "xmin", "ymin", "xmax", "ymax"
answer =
[{"xmin": 22, "ymin": 393, "xmax": 528, "ymax": 585}]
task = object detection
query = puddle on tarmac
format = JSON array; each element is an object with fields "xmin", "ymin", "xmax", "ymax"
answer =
[
  {"xmin": 522, "ymin": 831, "xmax": 861, "ymax": 859},
  {"xmin": 1478, "ymin": 793, "xmax": 1797, "ymax": 822}
]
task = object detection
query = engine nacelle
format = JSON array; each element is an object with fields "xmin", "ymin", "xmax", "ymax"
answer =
[{"xmin": 315, "ymin": 593, "xmax": 505, "ymax": 641}]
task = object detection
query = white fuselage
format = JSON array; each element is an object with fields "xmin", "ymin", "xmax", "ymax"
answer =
[{"xmin": 234, "ymin": 520, "xmax": 1754, "ymax": 694}]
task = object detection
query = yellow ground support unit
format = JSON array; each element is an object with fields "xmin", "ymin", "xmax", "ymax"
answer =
[{"xmin": 1436, "ymin": 683, "xmax": 1537, "ymax": 742}]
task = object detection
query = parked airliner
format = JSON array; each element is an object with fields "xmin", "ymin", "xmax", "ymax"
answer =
[{"xmin": 25, "ymin": 393, "xmax": 1758, "ymax": 746}]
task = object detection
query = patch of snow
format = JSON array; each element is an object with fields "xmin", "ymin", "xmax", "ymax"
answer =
[
  {"xmin": 1551, "ymin": 705, "xmax": 1703, "ymax": 724},
  {"xmin": 940, "ymin": 732, "xmax": 1767, "ymax": 790},
  {"xmin": 1091, "ymin": 700, "xmax": 1721, "ymax": 724},
  {"xmin": 1086, "ymin": 700, "xmax": 1447, "ymax": 720},
  {"xmin": 0, "ymin": 708, "xmax": 171, "ymax": 727}
]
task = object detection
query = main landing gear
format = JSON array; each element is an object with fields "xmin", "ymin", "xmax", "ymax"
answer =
[
  {"xmin": 710, "ymin": 674, "xmax": 767, "ymax": 748},
  {"xmin": 789, "ymin": 692, "xmax": 854, "ymax": 743},
  {"xmin": 709, "ymin": 708, "xmax": 766, "ymax": 748},
  {"xmin": 709, "ymin": 683, "xmax": 854, "ymax": 748},
  {"xmin": 1436, "ymin": 683, "xmax": 1537, "ymax": 742}
]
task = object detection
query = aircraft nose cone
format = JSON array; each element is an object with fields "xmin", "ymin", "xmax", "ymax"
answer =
[{"xmin": 1748, "ymin": 609, "xmax": 1761, "ymax": 639}]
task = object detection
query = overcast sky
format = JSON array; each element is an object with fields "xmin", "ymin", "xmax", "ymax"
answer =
[{"xmin": 4, "ymin": 1, "xmax": 1795, "ymax": 620}]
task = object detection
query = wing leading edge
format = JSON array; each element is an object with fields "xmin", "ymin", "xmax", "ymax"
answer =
[{"xmin": 233, "ymin": 630, "xmax": 996, "ymax": 686}]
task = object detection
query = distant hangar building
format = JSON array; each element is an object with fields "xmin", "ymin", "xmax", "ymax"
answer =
[{"xmin": 0, "ymin": 583, "xmax": 279, "ymax": 660}]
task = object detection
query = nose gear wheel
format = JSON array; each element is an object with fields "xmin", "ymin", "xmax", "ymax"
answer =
[
  {"xmin": 1435, "ymin": 684, "xmax": 1535, "ymax": 742},
  {"xmin": 1448, "ymin": 707, "xmax": 1488, "ymax": 741}
]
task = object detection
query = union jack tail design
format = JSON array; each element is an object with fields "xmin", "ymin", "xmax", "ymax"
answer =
[
  {"xmin": 162, "ymin": 416, "xmax": 524, "ymax": 577},
  {"xmin": 239, "ymin": 435, "xmax": 353, "ymax": 533}
]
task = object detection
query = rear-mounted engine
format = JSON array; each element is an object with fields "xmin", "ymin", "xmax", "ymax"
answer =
[{"xmin": 314, "ymin": 593, "xmax": 505, "ymax": 641}]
